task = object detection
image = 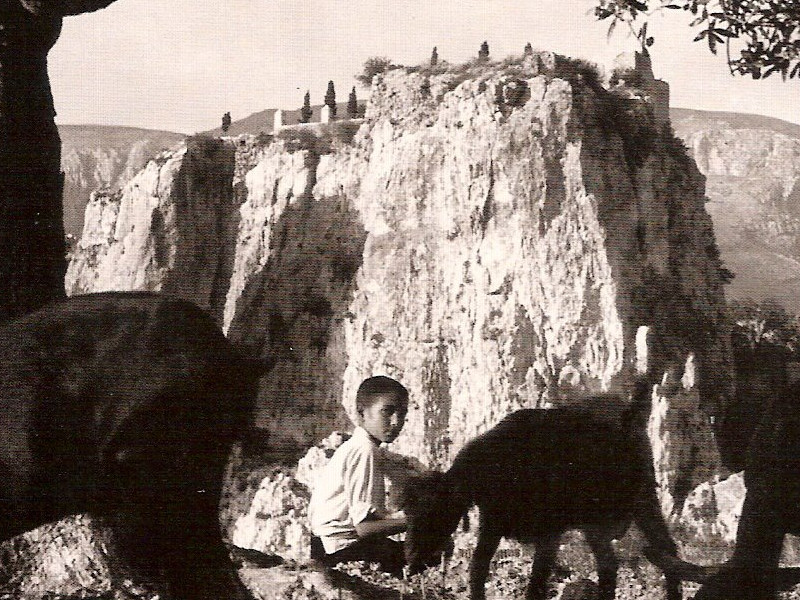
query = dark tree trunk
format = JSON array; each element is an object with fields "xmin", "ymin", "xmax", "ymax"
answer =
[{"xmin": 0, "ymin": 1, "xmax": 66, "ymax": 321}]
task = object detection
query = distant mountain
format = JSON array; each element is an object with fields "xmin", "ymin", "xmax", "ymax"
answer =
[
  {"xmin": 671, "ymin": 107, "xmax": 800, "ymax": 314},
  {"xmin": 59, "ymin": 125, "xmax": 184, "ymax": 239}
]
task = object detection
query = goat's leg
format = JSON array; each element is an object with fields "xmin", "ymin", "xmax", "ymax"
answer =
[
  {"xmin": 524, "ymin": 534, "xmax": 559, "ymax": 600},
  {"xmin": 469, "ymin": 523, "xmax": 501, "ymax": 600},
  {"xmin": 584, "ymin": 527, "xmax": 619, "ymax": 600},
  {"xmin": 634, "ymin": 495, "xmax": 681, "ymax": 600}
]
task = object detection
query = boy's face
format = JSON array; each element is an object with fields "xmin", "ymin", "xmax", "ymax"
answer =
[{"xmin": 360, "ymin": 392, "xmax": 408, "ymax": 444}]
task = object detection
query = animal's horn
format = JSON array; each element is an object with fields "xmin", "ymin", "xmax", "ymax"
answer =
[{"xmin": 642, "ymin": 546, "xmax": 724, "ymax": 583}]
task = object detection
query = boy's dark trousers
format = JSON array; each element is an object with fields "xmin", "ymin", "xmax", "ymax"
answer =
[{"xmin": 310, "ymin": 536, "xmax": 405, "ymax": 576}]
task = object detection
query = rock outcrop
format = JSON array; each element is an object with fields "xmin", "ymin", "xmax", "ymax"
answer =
[
  {"xmin": 59, "ymin": 125, "xmax": 185, "ymax": 240},
  {"xmin": 67, "ymin": 58, "xmax": 731, "ymax": 466},
  {"xmin": 53, "ymin": 55, "xmax": 736, "ymax": 596}
]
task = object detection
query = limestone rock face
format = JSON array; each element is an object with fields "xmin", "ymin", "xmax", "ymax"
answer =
[
  {"xmin": 680, "ymin": 472, "xmax": 800, "ymax": 565},
  {"xmin": 681, "ymin": 472, "xmax": 746, "ymax": 544},
  {"xmin": 66, "ymin": 137, "xmax": 240, "ymax": 322},
  {"xmin": 647, "ymin": 354, "xmax": 721, "ymax": 518},
  {"xmin": 59, "ymin": 125, "xmax": 184, "ymax": 239},
  {"xmin": 0, "ymin": 515, "xmax": 111, "ymax": 598},
  {"xmin": 231, "ymin": 470, "xmax": 311, "ymax": 562},
  {"xmin": 68, "ymin": 59, "xmax": 729, "ymax": 469}
]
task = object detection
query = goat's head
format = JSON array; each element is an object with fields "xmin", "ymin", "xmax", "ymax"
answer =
[{"xmin": 400, "ymin": 471, "xmax": 465, "ymax": 573}]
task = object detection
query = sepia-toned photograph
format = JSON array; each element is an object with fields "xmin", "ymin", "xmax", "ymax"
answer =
[{"xmin": 0, "ymin": 1, "xmax": 798, "ymax": 598}]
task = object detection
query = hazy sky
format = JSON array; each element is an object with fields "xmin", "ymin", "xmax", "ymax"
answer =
[{"xmin": 49, "ymin": 0, "xmax": 799, "ymax": 134}]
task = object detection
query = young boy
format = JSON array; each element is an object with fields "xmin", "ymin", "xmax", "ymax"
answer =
[{"xmin": 308, "ymin": 375, "xmax": 409, "ymax": 575}]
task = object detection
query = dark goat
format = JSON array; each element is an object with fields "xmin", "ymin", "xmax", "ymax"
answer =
[
  {"xmin": 0, "ymin": 292, "xmax": 265, "ymax": 600},
  {"xmin": 402, "ymin": 390, "xmax": 682, "ymax": 600},
  {"xmin": 650, "ymin": 380, "xmax": 800, "ymax": 599}
]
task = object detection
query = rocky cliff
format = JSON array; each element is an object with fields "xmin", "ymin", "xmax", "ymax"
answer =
[
  {"xmin": 671, "ymin": 108, "xmax": 800, "ymax": 314},
  {"xmin": 59, "ymin": 125, "xmax": 184, "ymax": 240},
  {"xmin": 66, "ymin": 57, "xmax": 730, "ymax": 466}
]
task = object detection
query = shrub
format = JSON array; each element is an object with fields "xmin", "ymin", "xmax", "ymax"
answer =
[
  {"xmin": 276, "ymin": 127, "xmax": 332, "ymax": 155},
  {"xmin": 356, "ymin": 56, "xmax": 396, "ymax": 86}
]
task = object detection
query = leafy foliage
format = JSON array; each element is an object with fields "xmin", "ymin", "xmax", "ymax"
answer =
[
  {"xmin": 356, "ymin": 56, "xmax": 398, "ymax": 85},
  {"xmin": 594, "ymin": 0, "xmax": 800, "ymax": 79}
]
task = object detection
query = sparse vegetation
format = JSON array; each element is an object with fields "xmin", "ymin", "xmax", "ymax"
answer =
[
  {"xmin": 327, "ymin": 525, "xmax": 745, "ymax": 600},
  {"xmin": 729, "ymin": 298, "xmax": 800, "ymax": 354},
  {"xmin": 356, "ymin": 56, "xmax": 399, "ymax": 86},
  {"xmin": 275, "ymin": 120, "xmax": 362, "ymax": 156},
  {"xmin": 276, "ymin": 127, "xmax": 332, "ymax": 155}
]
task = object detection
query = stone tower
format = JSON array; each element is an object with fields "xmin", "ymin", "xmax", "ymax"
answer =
[{"xmin": 612, "ymin": 49, "xmax": 671, "ymax": 128}]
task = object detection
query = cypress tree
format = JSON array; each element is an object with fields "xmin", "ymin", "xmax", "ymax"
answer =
[
  {"xmin": 221, "ymin": 112, "xmax": 232, "ymax": 133},
  {"xmin": 347, "ymin": 87, "xmax": 358, "ymax": 118},
  {"xmin": 300, "ymin": 91, "xmax": 312, "ymax": 123},
  {"xmin": 430, "ymin": 46, "xmax": 439, "ymax": 67},
  {"xmin": 325, "ymin": 80, "xmax": 337, "ymax": 119}
]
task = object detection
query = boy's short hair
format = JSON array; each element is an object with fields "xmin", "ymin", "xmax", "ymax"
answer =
[{"xmin": 355, "ymin": 376, "xmax": 409, "ymax": 414}]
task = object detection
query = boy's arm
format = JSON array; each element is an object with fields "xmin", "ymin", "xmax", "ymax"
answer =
[
  {"xmin": 354, "ymin": 512, "xmax": 407, "ymax": 539},
  {"xmin": 345, "ymin": 445, "xmax": 407, "ymax": 539}
]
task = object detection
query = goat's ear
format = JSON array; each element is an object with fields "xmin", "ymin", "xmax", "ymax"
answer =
[{"xmin": 460, "ymin": 511, "xmax": 470, "ymax": 532}]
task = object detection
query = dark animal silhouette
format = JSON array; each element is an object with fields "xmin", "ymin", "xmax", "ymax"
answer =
[
  {"xmin": 648, "ymin": 379, "xmax": 800, "ymax": 599},
  {"xmin": 401, "ymin": 387, "xmax": 682, "ymax": 600},
  {"xmin": 1, "ymin": 0, "xmax": 121, "ymax": 322},
  {"xmin": 0, "ymin": 292, "xmax": 265, "ymax": 600}
]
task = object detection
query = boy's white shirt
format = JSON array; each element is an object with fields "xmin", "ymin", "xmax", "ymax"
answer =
[{"xmin": 308, "ymin": 426, "xmax": 388, "ymax": 554}]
